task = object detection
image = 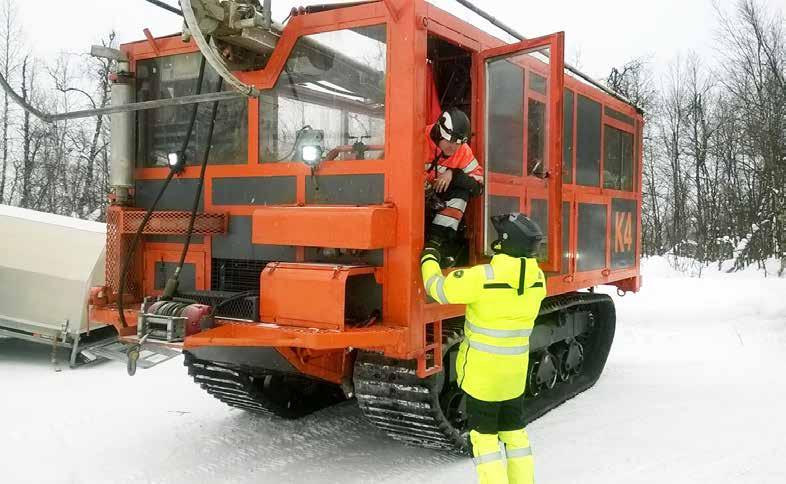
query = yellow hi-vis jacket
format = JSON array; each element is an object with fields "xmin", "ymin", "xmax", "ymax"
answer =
[{"xmin": 421, "ymin": 253, "xmax": 547, "ymax": 402}]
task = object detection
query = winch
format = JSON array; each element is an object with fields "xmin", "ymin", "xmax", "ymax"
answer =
[{"xmin": 137, "ymin": 299, "xmax": 214, "ymax": 342}]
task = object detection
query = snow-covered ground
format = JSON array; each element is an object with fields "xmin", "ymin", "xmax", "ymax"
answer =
[{"xmin": 1, "ymin": 258, "xmax": 785, "ymax": 484}]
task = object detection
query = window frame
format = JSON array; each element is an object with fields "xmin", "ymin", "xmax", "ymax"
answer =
[
  {"xmin": 257, "ymin": 24, "xmax": 390, "ymax": 165},
  {"xmin": 478, "ymin": 33, "xmax": 566, "ymax": 273},
  {"xmin": 601, "ymin": 115, "xmax": 636, "ymax": 192},
  {"xmin": 134, "ymin": 53, "xmax": 251, "ymax": 168}
]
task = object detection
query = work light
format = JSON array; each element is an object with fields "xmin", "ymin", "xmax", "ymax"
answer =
[
  {"xmin": 168, "ymin": 151, "xmax": 185, "ymax": 173},
  {"xmin": 294, "ymin": 128, "xmax": 325, "ymax": 166},
  {"xmin": 301, "ymin": 145, "xmax": 323, "ymax": 164}
]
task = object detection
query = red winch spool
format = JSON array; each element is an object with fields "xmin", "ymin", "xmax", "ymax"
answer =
[{"xmin": 146, "ymin": 300, "xmax": 213, "ymax": 336}]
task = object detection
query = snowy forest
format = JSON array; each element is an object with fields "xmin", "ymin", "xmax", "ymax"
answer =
[
  {"xmin": 0, "ymin": 0, "xmax": 783, "ymax": 273},
  {"xmin": 0, "ymin": 0, "xmax": 114, "ymax": 221},
  {"xmin": 605, "ymin": 1, "xmax": 785, "ymax": 274}
]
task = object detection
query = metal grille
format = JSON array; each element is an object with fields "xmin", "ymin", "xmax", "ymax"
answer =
[
  {"xmin": 211, "ymin": 258, "xmax": 268, "ymax": 293},
  {"xmin": 178, "ymin": 289, "xmax": 259, "ymax": 320},
  {"xmin": 106, "ymin": 206, "xmax": 142, "ymax": 299},
  {"xmin": 121, "ymin": 210, "xmax": 227, "ymax": 235},
  {"xmin": 105, "ymin": 206, "xmax": 228, "ymax": 302}
]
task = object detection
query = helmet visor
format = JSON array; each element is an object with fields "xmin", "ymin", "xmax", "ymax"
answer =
[{"xmin": 438, "ymin": 117, "xmax": 469, "ymax": 144}]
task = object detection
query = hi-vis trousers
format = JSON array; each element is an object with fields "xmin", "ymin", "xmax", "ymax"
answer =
[{"xmin": 467, "ymin": 393, "xmax": 534, "ymax": 484}]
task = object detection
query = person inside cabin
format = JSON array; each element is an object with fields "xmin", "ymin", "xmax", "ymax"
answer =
[{"xmin": 424, "ymin": 108, "xmax": 484, "ymax": 265}]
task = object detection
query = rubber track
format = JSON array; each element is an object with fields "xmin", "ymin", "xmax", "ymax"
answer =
[
  {"xmin": 354, "ymin": 318, "xmax": 467, "ymax": 452},
  {"xmin": 184, "ymin": 355, "xmax": 295, "ymax": 418},
  {"xmin": 354, "ymin": 292, "xmax": 616, "ymax": 453}
]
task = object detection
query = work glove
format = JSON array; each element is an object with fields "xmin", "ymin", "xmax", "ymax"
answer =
[
  {"xmin": 425, "ymin": 185, "xmax": 447, "ymax": 212},
  {"xmin": 420, "ymin": 246, "xmax": 442, "ymax": 266}
]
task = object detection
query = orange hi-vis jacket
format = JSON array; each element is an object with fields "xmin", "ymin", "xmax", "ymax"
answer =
[{"xmin": 424, "ymin": 124, "xmax": 484, "ymax": 185}]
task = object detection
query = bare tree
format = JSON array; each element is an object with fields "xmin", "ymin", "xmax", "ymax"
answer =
[
  {"xmin": 627, "ymin": 0, "xmax": 785, "ymax": 273},
  {"xmin": 716, "ymin": 0, "xmax": 785, "ymax": 272},
  {"xmin": 0, "ymin": 0, "xmax": 21, "ymax": 204},
  {"xmin": 658, "ymin": 58, "xmax": 692, "ymax": 252},
  {"xmin": 606, "ymin": 57, "xmax": 657, "ymax": 111},
  {"xmin": 681, "ymin": 55, "xmax": 720, "ymax": 262},
  {"xmin": 18, "ymin": 54, "xmax": 31, "ymax": 207}
]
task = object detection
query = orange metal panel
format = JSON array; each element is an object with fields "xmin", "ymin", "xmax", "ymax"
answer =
[
  {"xmin": 386, "ymin": 0, "xmax": 427, "ymax": 354},
  {"xmin": 260, "ymin": 263, "xmax": 376, "ymax": 330},
  {"xmin": 183, "ymin": 321, "xmax": 407, "ymax": 353},
  {"xmin": 604, "ymin": 116, "xmax": 636, "ymax": 134},
  {"xmin": 90, "ymin": 306, "xmax": 139, "ymax": 335},
  {"xmin": 251, "ymin": 205, "xmax": 396, "ymax": 249},
  {"xmin": 275, "ymin": 347, "xmax": 349, "ymax": 384}
]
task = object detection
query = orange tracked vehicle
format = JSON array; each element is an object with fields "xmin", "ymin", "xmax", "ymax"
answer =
[{"xmin": 82, "ymin": 0, "xmax": 642, "ymax": 452}]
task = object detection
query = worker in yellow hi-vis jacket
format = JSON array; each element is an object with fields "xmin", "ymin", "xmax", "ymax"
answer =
[{"xmin": 421, "ymin": 213, "xmax": 547, "ymax": 484}]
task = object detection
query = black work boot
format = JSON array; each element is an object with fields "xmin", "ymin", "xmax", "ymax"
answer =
[{"xmin": 425, "ymin": 231, "xmax": 457, "ymax": 269}]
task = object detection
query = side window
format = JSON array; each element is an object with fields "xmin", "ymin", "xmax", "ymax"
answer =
[
  {"xmin": 603, "ymin": 125, "xmax": 634, "ymax": 191},
  {"xmin": 526, "ymin": 71, "xmax": 547, "ymax": 177},
  {"xmin": 576, "ymin": 95, "xmax": 601, "ymax": 186},
  {"xmin": 487, "ymin": 60, "xmax": 524, "ymax": 176},
  {"xmin": 563, "ymin": 89, "xmax": 575, "ymax": 183},
  {"xmin": 527, "ymin": 99, "xmax": 546, "ymax": 176},
  {"xmin": 136, "ymin": 53, "xmax": 248, "ymax": 167},
  {"xmin": 259, "ymin": 25, "xmax": 387, "ymax": 163}
]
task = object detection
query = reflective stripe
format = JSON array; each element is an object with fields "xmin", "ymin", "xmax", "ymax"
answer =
[
  {"xmin": 482, "ymin": 264, "xmax": 494, "ymax": 280},
  {"xmin": 472, "ymin": 451, "xmax": 503, "ymax": 466},
  {"xmin": 433, "ymin": 214, "xmax": 459, "ymax": 230},
  {"xmin": 445, "ymin": 197, "xmax": 468, "ymax": 212},
  {"xmin": 506, "ymin": 446, "xmax": 533, "ymax": 459},
  {"xmin": 467, "ymin": 320, "xmax": 532, "ymax": 339},
  {"xmin": 468, "ymin": 339, "xmax": 529, "ymax": 355},
  {"xmin": 435, "ymin": 277, "xmax": 450, "ymax": 304},
  {"xmin": 425, "ymin": 274, "xmax": 441, "ymax": 295},
  {"xmin": 463, "ymin": 158, "xmax": 480, "ymax": 173},
  {"xmin": 437, "ymin": 165, "xmax": 448, "ymax": 173}
]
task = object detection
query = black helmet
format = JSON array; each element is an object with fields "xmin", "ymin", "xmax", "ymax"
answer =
[
  {"xmin": 436, "ymin": 108, "xmax": 470, "ymax": 144},
  {"xmin": 491, "ymin": 213, "xmax": 543, "ymax": 258}
]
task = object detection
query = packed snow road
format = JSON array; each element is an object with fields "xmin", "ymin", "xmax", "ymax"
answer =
[{"xmin": 1, "ymin": 258, "xmax": 785, "ymax": 484}]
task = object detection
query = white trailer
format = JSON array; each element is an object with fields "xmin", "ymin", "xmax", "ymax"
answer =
[
  {"xmin": 0, "ymin": 205, "xmax": 111, "ymax": 365},
  {"xmin": 0, "ymin": 204, "xmax": 181, "ymax": 369}
]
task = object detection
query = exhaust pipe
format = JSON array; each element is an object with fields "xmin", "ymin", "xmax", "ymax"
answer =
[{"xmin": 109, "ymin": 59, "xmax": 135, "ymax": 205}]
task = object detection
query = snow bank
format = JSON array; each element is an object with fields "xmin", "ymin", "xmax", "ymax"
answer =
[
  {"xmin": 633, "ymin": 256, "xmax": 786, "ymax": 323},
  {"xmin": 1, "ymin": 259, "xmax": 784, "ymax": 484}
]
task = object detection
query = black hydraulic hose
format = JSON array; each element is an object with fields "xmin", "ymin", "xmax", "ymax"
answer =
[
  {"xmin": 164, "ymin": 76, "xmax": 224, "ymax": 298},
  {"xmin": 143, "ymin": 0, "xmax": 183, "ymax": 16},
  {"xmin": 214, "ymin": 290, "xmax": 255, "ymax": 309},
  {"xmin": 116, "ymin": 169, "xmax": 175, "ymax": 328},
  {"xmin": 116, "ymin": 54, "xmax": 209, "ymax": 328},
  {"xmin": 209, "ymin": 290, "xmax": 257, "ymax": 318}
]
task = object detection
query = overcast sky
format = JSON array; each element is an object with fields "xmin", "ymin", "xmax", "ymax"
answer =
[{"xmin": 17, "ymin": 0, "xmax": 785, "ymax": 80}]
